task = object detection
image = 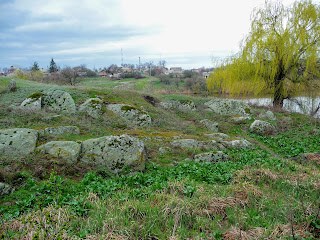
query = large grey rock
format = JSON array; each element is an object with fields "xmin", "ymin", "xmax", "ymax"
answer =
[
  {"xmin": 7, "ymin": 79, "xmax": 16, "ymax": 92},
  {"xmin": 42, "ymin": 89, "xmax": 76, "ymax": 114},
  {"xmin": 41, "ymin": 115, "xmax": 62, "ymax": 122},
  {"xmin": 200, "ymin": 119, "xmax": 218, "ymax": 131},
  {"xmin": 160, "ymin": 100, "xmax": 196, "ymax": 111},
  {"xmin": 249, "ymin": 120, "xmax": 276, "ymax": 135},
  {"xmin": 79, "ymin": 98, "xmax": 103, "ymax": 119},
  {"xmin": 171, "ymin": 139, "xmax": 199, "ymax": 149},
  {"xmin": 37, "ymin": 141, "xmax": 81, "ymax": 163},
  {"xmin": 44, "ymin": 126, "xmax": 80, "ymax": 135},
  {"xmin": 204, "ymin": 98, "xmax": 251, "ymax": 116},
  {"xmin": 231, "ymin": 116, "xmax": 252, "ymax": 123},
  {"xmin": 205, "ymin": 133, "xmax": 230, "ymax": 140},
  {"xmin": 0, "ymin": 182, "xmax": 15, "ymax": 196},
  {"xmin": 107, "ymin": 104, "xmax": 151, "ymax": 127},
  {"xmin": 194, "ymin": 151, "xmax": 229, "ymax": 163},
  {"xmin": 221, "ymin": 139, "xmax": 252, "ymax": 149},
  {"xmin": 0, "ymin": 128, "xmax": 38, "ymax": 157},
  {"xmin": 259, "ymin": 110, "xmax": 276, "ymax": 121},
  {"xmin": 171, "ymin": 139, "xmax": 221, "ymax": 150},
  {"xmin": 80, "ymin": 134, "xmax": 146, "ymax": 174},
  {"xmin": 20, "ymin": 92, "xmax": 42, "ymax": 110}
]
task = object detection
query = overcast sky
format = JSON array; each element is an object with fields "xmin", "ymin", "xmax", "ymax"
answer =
[{"xmin": 0, "ymin": 0, "xmax": 297, "ymax": 70}]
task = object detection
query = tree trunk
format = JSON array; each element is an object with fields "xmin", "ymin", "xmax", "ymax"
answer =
[
  {"xmin": 273, "ymin": 65, "xmax": 286, "ymax": 108},
  {"xmin": 273, "ymin": 79, "xmax": 284, "ymax": 108}
]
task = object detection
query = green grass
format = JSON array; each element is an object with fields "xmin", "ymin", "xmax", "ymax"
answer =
[{"xmin": 1, "ymin": 76, "xmax": 320, "ymax": 239}]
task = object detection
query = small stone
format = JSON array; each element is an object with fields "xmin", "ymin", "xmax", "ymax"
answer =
[
  {"xmin": 250, "ymin": 120, "xmax": 276, "ymax": 135},
  {"xmin": 6, "ymin": 79, "xmax": 16, "ymax": 92},
  {"xmin": 200, "ymin": 119, "xmax": 219, "ymax": 131},
  {"xmin": 194, "ymin": 151, "xmax": 229, "ymax": 163},
  {"xmin": 0, "ymin": 182, "xmax": 15, "ymax": 196}
]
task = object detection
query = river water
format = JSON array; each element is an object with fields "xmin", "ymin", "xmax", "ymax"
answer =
[{"xmin": 243, "ymin": 97, "xmax": 320, "ymax": 118}]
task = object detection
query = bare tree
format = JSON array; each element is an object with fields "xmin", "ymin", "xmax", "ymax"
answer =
[{"xmin": 61, "ymin": 67, "xmax": 79, "ymax": 86}]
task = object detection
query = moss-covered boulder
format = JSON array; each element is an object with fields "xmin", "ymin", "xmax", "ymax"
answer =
[
  {"xmin": 204, "ymin": 98, "xmax": 251, "ymax": 116},
  {"xmin": 79, "ymin": 98, "xmax": 103, "ymax": 119},
  {"xmin": 0, "ymin": 128, "xmax": 38, "ymax": 157},
  {"xmin": 160, "ymin": 100, "xmax": 196, "ymax": 112},
  {"xmin": 80, "ymin": 134, "xmax": 146, "ymax": 174},
  {"xmin": 107, "ymin": 104, "xmax": 151, "ymax": 127},
  {"xmin": 42, "ymin": 89, "xmax": 76, "ymax": 114},
  {"xmin": 200, "ymin": 119, "xmax": 218, "ymax": 131},
  {"xmin": 249, "ymin": 120, "xmax": 276, "ymax": 135},
  {"xmin": 37, "ymin": 141, "xmax": 81, "ymax": 163},
  {"xmin": 20, "ymin": 92, "xmax": 42, "ymax": 110},
  {"xmin": 194, "ymin": 151, "xmax": 229, "ymax": 163}
]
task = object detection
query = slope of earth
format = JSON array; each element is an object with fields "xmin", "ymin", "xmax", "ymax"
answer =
[{"xmin": 0, "ymin": 77, "xmax": 320, "ymax": 239}]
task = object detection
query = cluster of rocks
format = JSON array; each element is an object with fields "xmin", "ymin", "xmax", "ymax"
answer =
[
  {"xmin": 160, "ymin": 100, "xmax": 196, "ymax": 112},
  {"xmin": 107, "ymin": 104, "xmax": 151, "ymax": 127},
  {"xmin": 204, "ymin": 98, "xmax": 251, "ymax": 116},
  {"xmin": 0, "ymin": 128, "xmax": 146, "ymax": 174},
  {"xmin": 19, "ymin": 89, "xmax": 152, "ymax": 126}
]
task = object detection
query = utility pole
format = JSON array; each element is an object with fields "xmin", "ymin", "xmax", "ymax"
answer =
[
  {"xmin": 139, "ymin": 57, "xmax": 141, "ymax": 73},
  {"xmin": 149, "ymin": 60, "xmax": 152, "ymax": 76},
  {"xmin": 121, "ymin": 48, "xmax": 123, "ymax": 67}
]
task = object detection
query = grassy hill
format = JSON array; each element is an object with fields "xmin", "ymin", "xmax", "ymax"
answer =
[{"xmin": 0, "ymin": 76, "xmax": 320, "ymax": 239}]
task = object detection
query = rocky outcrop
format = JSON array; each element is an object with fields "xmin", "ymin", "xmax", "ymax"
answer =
[
  {"xmin": 0, "ymin": 128, "xmax": 38, "ymax": 157},
  {"xmin": 160, "ymin": 100, "xmax": 196, "ymax": 112},
  {"xmin": 205, "ymin": 98, "xmax": 251, "ymax": 116},
  {"xmin": 249, "ymin": 120, "xmax": 275, "ymax": 135},
  {"xmin": 259, "ymin": 110, "xmax": 276, "ymax": 121},
  {"xmin": 42, "ymin": 89, "xmax": 76, "ymax": 114},
  {"xmin": 41, "ymin": 115, "xmax": 61, "ymax": 122},
  {"xmin": 43, "ymin": 126, "xmax": 80, "ymax": 135},
  {"xmin": 20, "ymin": 92, "xmax": 42, "ymax": 110},
  {"xmin": 171, "ymin": 139, "xmax": 222, "ymax": 150},
  {"xmin": 221, "ymin": 139, "xmax": 252, "ymax": 149},
  {"xmin": 107, "ymin": 104, "xmax": 151, "ymax": 126},
  {"xmin": 37, "ymin": 141, "xmax": 81, "ymax": 163},
  {"xmin": 7, "ymin": 79, "xmax": 16, "ymax": 92},
  {"xmin": 205, "ymin": 133, "xmax": 230, "ymax": 140},
  {"xmin": 0, "ymin": 182, "xmax": 15, "ymax": 196},
  {"xmin": 200, "ymin": 119, "xmax": 218, "ymax": 131},
  {"xmin": 194, "ymin": 151, "xmax": 229, "ymax": 163},
  {"xmin": 231, "ymin": 116, "xmax": 252, "ymax": 123},
  {"xmin": 79, "ymin": 98, "xmax": 103, "ymax": 119},
  {"xmin": 80, "ymin": 134, "xmax": 146, "ymax": 174}
]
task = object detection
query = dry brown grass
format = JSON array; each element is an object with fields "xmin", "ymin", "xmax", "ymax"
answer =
[{"xmin": 0, "ymin": 206, "xmax": 71, "ymax": 239}]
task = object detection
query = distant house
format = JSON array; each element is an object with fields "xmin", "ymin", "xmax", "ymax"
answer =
[
  {"xmin": 202, "ymin": 72, "xmax": 210, "ymax": 79},
  {"xmin": 121, "ymin": 67, "xmax": 133, "ymax": 73},
  {"xmin": 100, "ymin": 70, "xmax": 108, "ymax": 77},
  {"xmin": 170, "ymin": 67, "xmax": 183, "ymax": 74}
]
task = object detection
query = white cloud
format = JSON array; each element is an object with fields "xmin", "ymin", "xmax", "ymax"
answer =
[{"xmin": 1, "ymin": 0, "xmax": 299, "ymax": 68}]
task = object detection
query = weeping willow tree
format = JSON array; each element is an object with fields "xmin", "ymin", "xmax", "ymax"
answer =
[{"xmin": 207, "ymin": 0, "xmax": 320, "ymax": 107}]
